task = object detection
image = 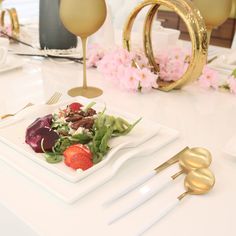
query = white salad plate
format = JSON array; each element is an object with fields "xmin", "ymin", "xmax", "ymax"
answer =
[
  {"xmin": 0, "ymin": 124, "xmax": 179, "ymax": 204},
  {"xmin": 223, "ymin": 135, "xmax": 236, "ymax": 158},
  {"xmin": 0, "ymin": 97, "xmax": 161, "ymax": 183},
  {"xmin": 0, "ymin": 55, "xmax": 25, "ymax": 73}
]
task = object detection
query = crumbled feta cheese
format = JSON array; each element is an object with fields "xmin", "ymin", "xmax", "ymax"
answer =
[
  {"xmin": 69, "ymin": 127, "xmax": 85, "ymax": 135},
  {"xmin": 74, "ymin": 127, "xmax": 85, "ymax": 135},
  {"xmin": 55, "ymin": 116, "xmax": 67, "ymax": 123}
]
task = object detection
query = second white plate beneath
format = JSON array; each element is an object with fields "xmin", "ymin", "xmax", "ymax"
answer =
[{"xmin": 0, "ymin": 124, "xmax": 179, "ymax": 204}]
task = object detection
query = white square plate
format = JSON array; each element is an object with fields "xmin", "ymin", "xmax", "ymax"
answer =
[{"xmin": 0, "ymin": 97, "xmax": 161, "ymax": 183}]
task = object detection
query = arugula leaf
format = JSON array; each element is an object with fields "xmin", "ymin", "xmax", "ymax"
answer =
[
  {"xmin": 52, "ymin": 132, "xmax": 92, "ymax": 154},
  {"xmin": 45, "ymin": 152, "xmax": 62, "ymax": 164},
  {"xmin": 89, "ymin": 113, "xmax": 141, "ymax": 164},
  {"xmin": 45, "ymin": 102, "xmax": 141, "ymax": 167},
  {"xmin": 69, "ymin": 133, "xmax": 93, "ymax": 144},
  {"xmin": 99, "ymin": 127, "xmax": 113, "ymax": 154},
  {"xmin": 232, "ymin": 69, "xmax": 236, "ymax": 78},
  {"xmin": 53, "ymin": 137, "xmax": 72, "ymax": 154},
  {"xmin": 89, "ymin": 124, "xmax": 112, "ymax": 164},
  {"xmin": 111, "ymin": 117, "xmax": 142, "ymax": 137}
]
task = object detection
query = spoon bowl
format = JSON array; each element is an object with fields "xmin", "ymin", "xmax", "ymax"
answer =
[
  {"xmin": 179, "ymin": 147, "xmax": 212, "ymax": 172},
  {"xmin": 171, "ymin": 147, "xmax": 212, "ymax": 179},
  {"xmin": 185, "ymin": 168, "xmax": 215, "ymax": 195}
]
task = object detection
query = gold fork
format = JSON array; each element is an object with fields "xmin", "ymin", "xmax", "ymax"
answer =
[
  {"xmin": 45, "ymin": 92, "xmax": 62, "ymax": 105},
  {"xmin": 0, "ymin": 92, "xmax": 62, "ymax": 120}
]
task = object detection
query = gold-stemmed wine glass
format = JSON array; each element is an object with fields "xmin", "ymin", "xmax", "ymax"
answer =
[
  {"xmin": 192, "ymin": 0, "xmax": 233, "ymax": 45},
  {"xmin": 60, "ymin": 0, "xmax": 107, "ymax": 98}
]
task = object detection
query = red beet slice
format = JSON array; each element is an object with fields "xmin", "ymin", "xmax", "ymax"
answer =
[
  {"xmin": 25, "ymin": 114, "xmax": 59, "ymax": 153},
  {"xmin": 36, "ymin": 127, "xmax": 59, "ymax": 152}
]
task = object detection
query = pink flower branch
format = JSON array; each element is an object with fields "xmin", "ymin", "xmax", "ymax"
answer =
[{"xmin": 87, "ymin": 43, "xmax": 236, "ymax": 95}]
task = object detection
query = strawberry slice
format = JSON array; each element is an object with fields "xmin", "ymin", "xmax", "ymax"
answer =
[
  {"xmin": 69, "ymin": 102, "xmax": 83, "ymax": 112},
  {"xmin": 64, "ymin": 144, "xmax": 93, "ymax": 170}
]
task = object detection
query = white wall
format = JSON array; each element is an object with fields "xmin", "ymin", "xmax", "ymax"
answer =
[
  {"xmin": 2, "ymin": 0, "xmax": 39, "ymax": 23},
  {"xmin": 107, "ymin": 0, "xmax": 147, "ymax": 29}
]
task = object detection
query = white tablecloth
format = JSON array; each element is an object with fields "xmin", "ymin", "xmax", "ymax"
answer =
[
  {"xmin": 0, "ymin": 45, "xmax": 235, "ymax": 236},
  {"xmin": 0, "ymin": 2, "xmax": 236, "ymax": 236}
]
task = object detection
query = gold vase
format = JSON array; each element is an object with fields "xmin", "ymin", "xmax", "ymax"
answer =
[
  {"xmin": 123, "ymin": 0, "xmax": 208, "ymax": 91},
  {"xmin": 0, "ymin": 8, "xmax": 20, "ymax": 38}
]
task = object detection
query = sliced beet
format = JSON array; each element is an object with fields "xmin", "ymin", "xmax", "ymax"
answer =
[
  {"xmin": 25, "ymin": 114, "xmax": 56, "ymax": 153},
  {"xmin": 36, "ymin": 127, "xmax": 59, "ymax": 152}
]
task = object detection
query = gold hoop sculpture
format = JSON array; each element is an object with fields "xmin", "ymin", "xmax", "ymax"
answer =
[
  {"xmin": 0, "ymin": 8, "xmax": 20, "ymax": 38},
  {"xmin": 123, "ymin": 0, "xmax": 208, "ymax": 91}
]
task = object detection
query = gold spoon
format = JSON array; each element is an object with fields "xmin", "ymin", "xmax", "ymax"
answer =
[
  {"xmin": 107, "ymin": 151, "xmax": 212, "ymax": 224},
  {"xmin": 171, "ymin": 147, "xmax": 212, "ymax": 179},
  {"xmin": 104, "ymin": 147, "xmax": 211, "ymax": 206},
  {"xmin": 136, "ymin": 168, "xmax": 215, "ymax": 235}
]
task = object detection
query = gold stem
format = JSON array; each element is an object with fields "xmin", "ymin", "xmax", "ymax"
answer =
[
  {"xmin": 81, "ymin": 37, "xmax": 88, "ymax": 89},
  {"xmin": 154, "ymin": 147, "xmax": 189, "ymax": 174},
  {"xmin": 177, "ymin": 191, "xmax": 189, "ymax": 201},
  {"xmin": 171, "ymin": 169, "xmax": 184, "ymax": 180},
  {"xmin": 207, "ymin": 29, "xmax": 212, "ymax": 47}
]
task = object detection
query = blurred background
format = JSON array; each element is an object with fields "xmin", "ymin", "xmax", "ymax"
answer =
[{"xmin": 1, "ymin": 0, "xmax": 236, "ymax": 48}]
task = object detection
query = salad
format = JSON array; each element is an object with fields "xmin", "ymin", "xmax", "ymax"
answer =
[{"xmin": 25, "ymin": 101, "xmax": 140, "ymax": 171}]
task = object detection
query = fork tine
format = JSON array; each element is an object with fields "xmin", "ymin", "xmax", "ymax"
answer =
[
  {"xmin": 46, "ymin": 92, "xmax": 62, "ymax": 105},
  {"xmin": 23, "ymin": 102, "xmax": 34, "ymax": 109},
  {"xmin": 48, "ymin": 92, "xmax": 62, "ymax": 105}
]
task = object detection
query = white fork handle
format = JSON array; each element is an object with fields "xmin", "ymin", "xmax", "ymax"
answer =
[
  {"xmin": 136, "ymin": 198, "xmax": 180, "ymax": 236},
  {"xmin": 108, "ymin": 177, "xmax": 173, "ymax": 225}
]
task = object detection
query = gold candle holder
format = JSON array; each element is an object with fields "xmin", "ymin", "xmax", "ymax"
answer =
[
  {"xmin": 123, "ymin": 0, "xmax": 208, "ymax": 91},
  {"xmin": 0, "ymin": 8, "xmax": 20, "ymax": 38}
]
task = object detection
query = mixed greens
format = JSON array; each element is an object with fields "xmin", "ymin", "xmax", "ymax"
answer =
[{"xmin": 25, "ymin": 101, "xmax": 141, "ymax": 171}]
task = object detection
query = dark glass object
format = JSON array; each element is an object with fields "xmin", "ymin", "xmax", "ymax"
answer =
[{"xmin": 39, "ymin": 0, "xmax": 77, "ymax": 49}]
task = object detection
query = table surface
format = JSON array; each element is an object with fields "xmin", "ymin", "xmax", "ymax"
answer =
[
  {"xmin": 1, "ymin": 2, "xmax": 236, "ymax": 236},
  {"xmin": 0, "ymin": 43, "xmax": 235, "ymax": 236}
]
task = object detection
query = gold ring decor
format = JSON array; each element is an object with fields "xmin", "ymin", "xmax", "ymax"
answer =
[
  {"xmin": 123, "ymin": 0, "xmax": 208, "ymax": 91},
  {"xmin": 0, "ymin": 8, "xmax": 20, "ymax": 38}
]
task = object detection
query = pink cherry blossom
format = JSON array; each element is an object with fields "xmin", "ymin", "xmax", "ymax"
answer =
[
  {"xmin": 134, "ymin": 52, "xmax": 149, "ymax": 69},
  {"xmin": 228, "ymin": 76, "xmax": 236, "ymax": 94},
  {"xmin": 155, "ymin": 46, "xmax": 190, "ymax": 82},
  {"xmin": 119, "ymin": 67, "xmax": 140, "ymax": 92},
  {"xmin": 198, "ymin": 66, "xmax": 219, "ymax": 89},
  {"xmin": 87, "ymin": 43, "xmax": 236, "ymax": 95},
  {"xmin": 0, "ymin": 25, "xmax": 12, "ymax": 37},
  {"xmin": 87, "ymin": 44, "xmax": 105, "ymax": 68},
  {"xmin": 137, "ymin": 67, "xmax": 158, "ymax": 91}
]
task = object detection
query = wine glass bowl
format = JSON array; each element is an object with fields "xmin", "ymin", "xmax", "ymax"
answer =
[
  {"xmin": 60, "ymin": 0, "xmax": 107, "ymax": 38},
  {"xmin": 60, "ymin": 0, "xmax": 107, "ymax": 98},
  {"xmin": 193, "ymin": 0, "xmax": 232, "ymax": 44}
]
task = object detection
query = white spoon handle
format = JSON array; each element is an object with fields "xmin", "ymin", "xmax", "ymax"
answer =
[
  {"xmin": 103, "ymin": 170, "xmax": 156, "ymax": 206},
  {"xmin": 108, "ymin": 177, "xmax": 173, "ymax": 225},
  {"xmin": 136, "ymin": 198, "xmax": 180, "ymax": 236},
  {"xmin": 70, "ymin": 140, "xmax": 165, "ymax": 203}
]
